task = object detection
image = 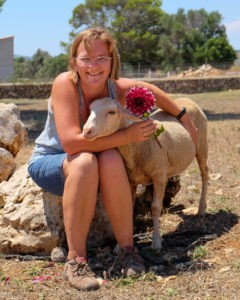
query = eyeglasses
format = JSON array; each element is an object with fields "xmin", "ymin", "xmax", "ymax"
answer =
[{"xmin": 75, "ymin": 56, "xmax": 112, "ymax": 66}]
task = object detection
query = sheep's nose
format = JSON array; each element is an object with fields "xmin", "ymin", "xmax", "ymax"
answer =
[{"xmin": 83, "ymin": 127, "xmax": 92, "ymax": 137}]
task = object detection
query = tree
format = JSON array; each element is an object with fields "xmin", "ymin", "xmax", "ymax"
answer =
[
  {"xmin": 193, "ymin": 37, "xmax": 237, "ymax": 68},
  {"xmin": 28, "ymin": 49, "xmax": 51, "ymax": 77},
  {"xmin": 36, "ymin": 54, "xmax": 68, "ymax": 80},
  {"xmin": 111, "ymin": 0, "xmax": 164, "ymax": 65},
  {"xmin": 68, "ymin": 0, "xmax": 164, "ymax": 66},
  {"xmin": 0, "ymin": 0, "xmax": 6, "ymax": 12},
  {"xmin": 67, "ymin": 2, "xmax": 236, "ymax": 70},
  {"xmin": 159, "ymin": 8, "xmax": 236, "ymax": 69},
  {"xmin": 13, "ymin": 57, "xmax": 32, "ymax": 81},
  {"xmin": 13, "ymin": 49, "xmax": 51, "ymax": 81}
]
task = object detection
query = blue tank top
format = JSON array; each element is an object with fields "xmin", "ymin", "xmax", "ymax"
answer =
[{"xmin": 29, "ymin": 78, "xmax": 116, "ymax": 161}]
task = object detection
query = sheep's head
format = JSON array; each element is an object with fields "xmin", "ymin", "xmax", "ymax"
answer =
[{"xmin": 83, "ymin": 97, "xmax": 140, "ymax": 140}]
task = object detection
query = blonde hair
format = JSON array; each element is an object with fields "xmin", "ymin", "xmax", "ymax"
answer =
[{"xmin": 69, "ymin": 27, "xmax": 120, "ymax": 83}]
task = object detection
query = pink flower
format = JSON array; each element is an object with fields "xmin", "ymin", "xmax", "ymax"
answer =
[
  {"xmin": 125, "ymin": 85, "xmax": 164, "ymax": 138},
  {"xmin": 125, "ymin": 86, "xmax": 156, "ymax": 118},
  {"xmin": 32, "ymin": 275, "xmax": 52, "ymax": 284}
]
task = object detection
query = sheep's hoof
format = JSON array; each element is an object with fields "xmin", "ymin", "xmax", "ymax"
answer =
[
  {"xmin": 151, "ymin": 241, "xmax": 162, "ymax": 254},
  {"xmin": 197, "ymin": 207, "xmax": 206, "ymax": 216},
  {"xmin": 113, "ymin": 243, "xmax": 121, "ymax": 255}
]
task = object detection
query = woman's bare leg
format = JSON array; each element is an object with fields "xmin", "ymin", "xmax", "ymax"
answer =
[
  {"xmin": 98, "ymin": 149, "xmax": 134, "ymax": 247},
  {"xmin": 62, "ymin": 152, "xmax": 99, "ymax": 260}
]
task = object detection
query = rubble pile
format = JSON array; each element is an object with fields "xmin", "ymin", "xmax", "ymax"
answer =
[{"xmin": 178, "ymin": 64, "xmax": 224, "ymax": 78}]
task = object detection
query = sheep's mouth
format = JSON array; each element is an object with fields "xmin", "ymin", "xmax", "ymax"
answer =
[
  {"xmin": 83, "ymin": 133, "xmax": 98, "ymax": 141},
  {"xmin": 83, "ymin": 131, "xmax": 98, "ymax": 141}
]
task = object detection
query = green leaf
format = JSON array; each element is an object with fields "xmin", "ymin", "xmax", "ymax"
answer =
[{"xmin": 154, "ymin": 124, "xmax": 165, "ymax": 137}]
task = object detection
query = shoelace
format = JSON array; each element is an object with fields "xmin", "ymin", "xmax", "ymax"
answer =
[{"xmin": 72, "ymin": 262, "xmax": 95, "ymax": 278}]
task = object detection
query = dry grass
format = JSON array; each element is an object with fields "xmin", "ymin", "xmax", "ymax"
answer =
[{"xmin": 1, "ymin": 90, "xmax": 240, "ymax": 300}]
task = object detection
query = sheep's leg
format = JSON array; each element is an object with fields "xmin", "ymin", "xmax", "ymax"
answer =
[
  {"xmin": 196, "ymin": 137, "xmax": 208, "ymax": 215},
  {"xmin": 151, "ymin": 179, "xmax": 167, "ymax": 253}
]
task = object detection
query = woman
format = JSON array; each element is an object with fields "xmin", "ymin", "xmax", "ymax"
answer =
[{"xmin": 28, "ymin": 27, "xmax": 197, "ymax": 291}]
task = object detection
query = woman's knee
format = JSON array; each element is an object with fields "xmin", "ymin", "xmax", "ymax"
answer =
[
  {"xmin": 98, "ymin": 149, "xmax": 123, "ymax": 167},
  {"xmin": 98, "ymin": 149, "xmax": 126, "ymax": 177},
  {"xmin": 64, "ymin": 152, "xmax": 99, "ymax": 178}
]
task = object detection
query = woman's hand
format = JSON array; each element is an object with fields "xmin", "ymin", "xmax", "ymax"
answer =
[
  {"xmin": 180, "ymin": 113, "xmax": 198, "ymax": 146},
  {"xmin": 125, "ymin": 119, "xmax": 158, "ymax": 143}
]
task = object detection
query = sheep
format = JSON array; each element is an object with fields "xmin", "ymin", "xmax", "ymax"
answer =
[{"xmin": 83, "ymin": 97, "xmax": 208, "ymax": 252}]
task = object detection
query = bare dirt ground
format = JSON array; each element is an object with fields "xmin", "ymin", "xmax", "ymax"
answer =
[{"xmin": 1, "ymin": 90, "xmax": 240, "ymax": 300}]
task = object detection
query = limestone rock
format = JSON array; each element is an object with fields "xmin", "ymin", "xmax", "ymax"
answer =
[
  {"xmin": 0, "ymin": 103, "xmax": 27, "ymax": 156},
  {"xmin": 0, "ymin": 103, "xmax": 27, "ymax": 183},
  {"xmin": 0, "ymin": 165, "xmax": 64, "ymax": 255},
  {"xmin": 0, "ymin": 148, "xmax": 16, "ymax": 182},
  {"xmin": 0, "ymin": 164, "xmax": 114, "ymax": 255},
  {"xmin": 50, "ymin": 247, "xmax": 67, "ymax": 262}
]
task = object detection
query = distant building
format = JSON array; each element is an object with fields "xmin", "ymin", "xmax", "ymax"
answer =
[{"xmin": 0, "ymin": 36, "xmax": 14, "ymax": 82}]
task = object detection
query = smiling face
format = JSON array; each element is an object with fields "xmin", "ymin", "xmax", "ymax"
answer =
[
  {"xmin": 75, "ymin": 39, "xmax": 112, "ymax": 87},
  {"xmin": 69, "ymin": 27, "xmax": 120, "ymax": 83}
]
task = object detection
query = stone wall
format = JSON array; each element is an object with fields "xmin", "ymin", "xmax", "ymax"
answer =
[
  {"xmin": 0, "ymin": 83, "xmax": 52, "ymax": 99},
  {"xmin": 150, "ymin": 76, "xmax": 240, "ymax": 94},
  {"xmin": 0, "ymin": 76, "xmax": 240, "ymax": 99}
]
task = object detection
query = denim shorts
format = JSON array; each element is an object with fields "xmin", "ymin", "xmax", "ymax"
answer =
[{"xmin": 28, "ymin": 153, "xmax": 67, "ymax": 196}]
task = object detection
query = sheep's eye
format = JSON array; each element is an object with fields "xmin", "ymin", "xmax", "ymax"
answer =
[{"xmin": 108, "ymin": 110, "xmax": 116, "ymax": 115}]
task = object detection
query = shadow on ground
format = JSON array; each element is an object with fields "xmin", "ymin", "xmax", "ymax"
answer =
[
  {"xmin": 20, "ymin": 109, "xmax": 47, "ymax": 142},
  {"xmin": 132, "ymin": 209, "xmax": 239, "ymax": 277},
  {"xmin": 85, "ymin": 205, "xmax": 239, "ymax": 279}
]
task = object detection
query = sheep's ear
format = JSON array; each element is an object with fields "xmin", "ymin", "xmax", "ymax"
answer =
[{"xmin": 114, "ymin": 100, "xmax": 142, "ymax": 122}]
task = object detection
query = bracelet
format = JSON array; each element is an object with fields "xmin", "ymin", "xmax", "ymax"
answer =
[{"xmin": 176, "ymin": 107, "xmax": 186, "ymax": 120}]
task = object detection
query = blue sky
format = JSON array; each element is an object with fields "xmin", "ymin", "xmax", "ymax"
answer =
[{"xmin": 0, "ymin": 0, "xmax": 239, "ymax": 57}]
